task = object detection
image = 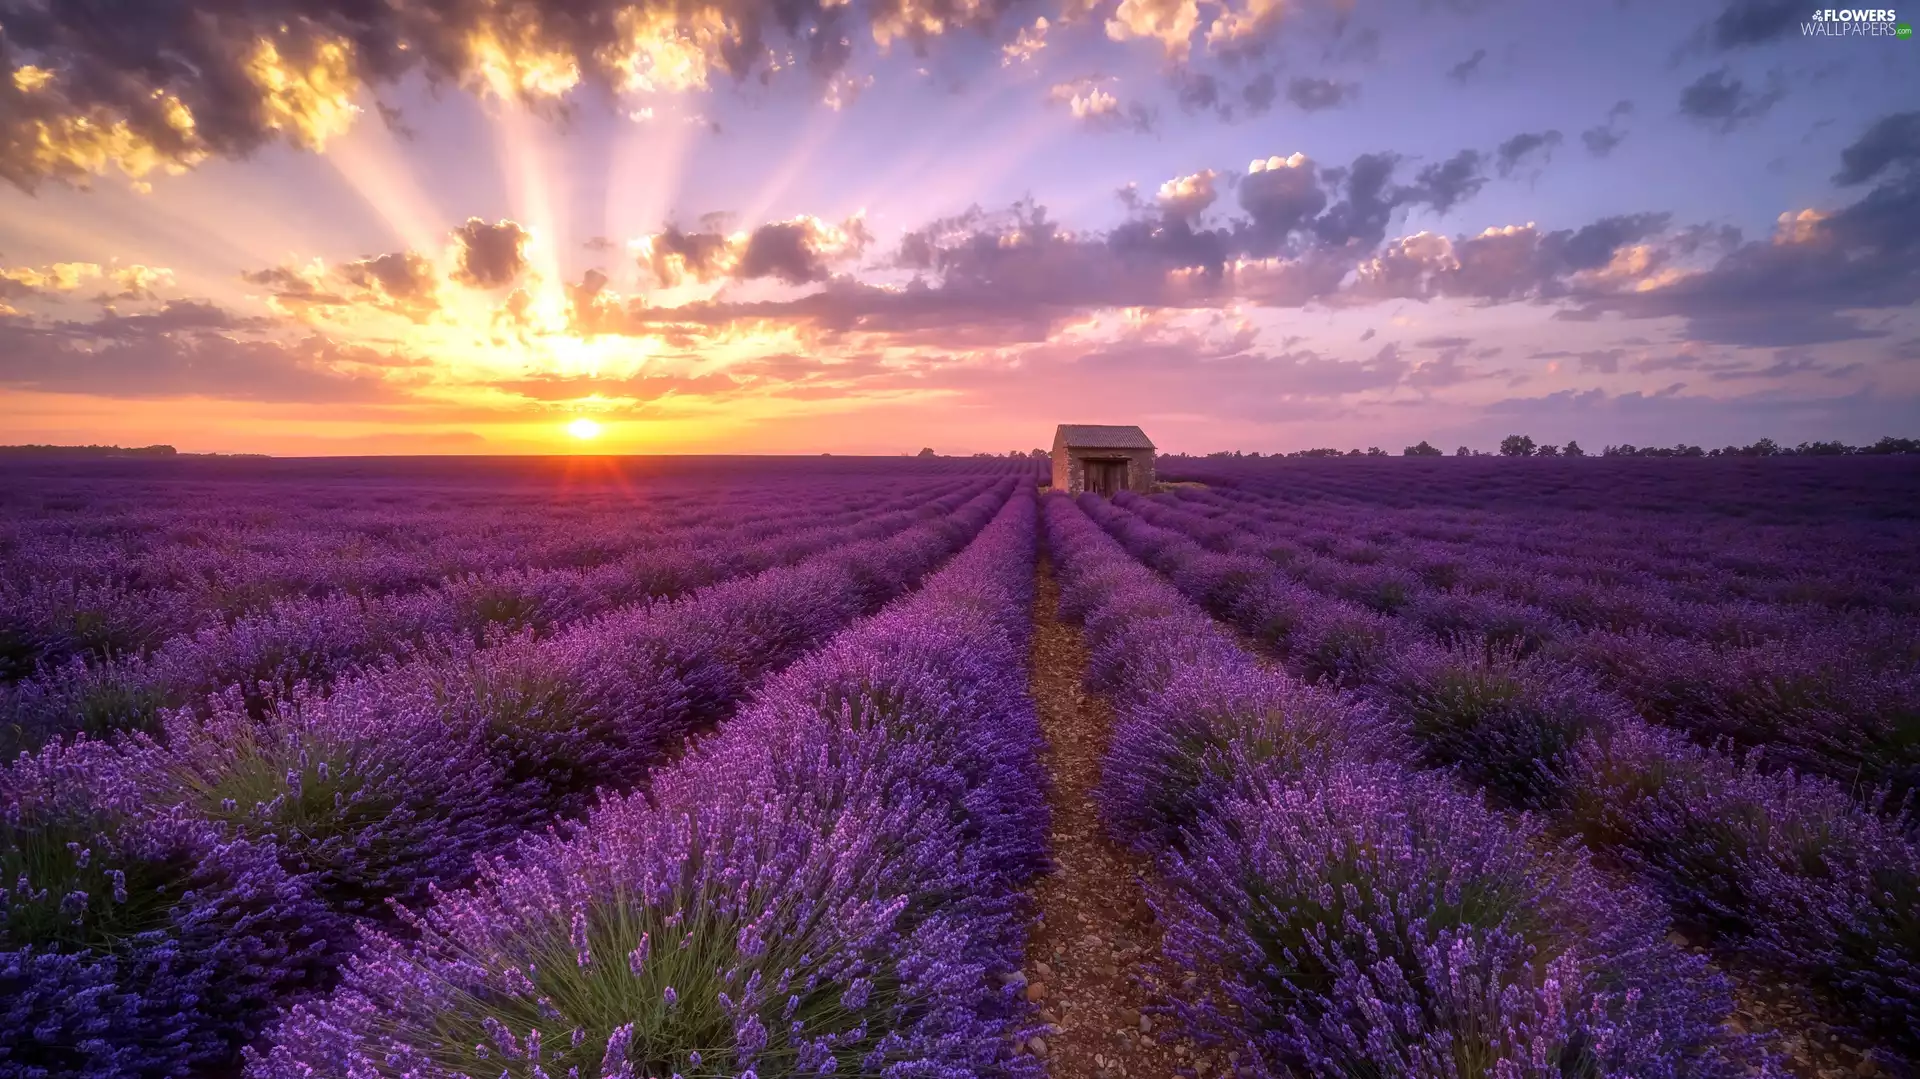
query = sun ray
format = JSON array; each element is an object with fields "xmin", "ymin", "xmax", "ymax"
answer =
[
  {"xmin": 322, "ymin": 94, "xmax": 449, "ymax": 257},
  {"xmin": 486, "ymin": 95, "xmax": 573, "ymax": 360},
  {"xmin": 738, "ymin": 102, "xmax": 849, "ymax": 227},
  {"xmin": 603, "ymin": 107, "xmax": 698, "ymax": 265}
]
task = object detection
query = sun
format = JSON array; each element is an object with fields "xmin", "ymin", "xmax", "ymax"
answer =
[{"xmin": 567, "ymin": 417, "xmax": 602, "ymax": 440}]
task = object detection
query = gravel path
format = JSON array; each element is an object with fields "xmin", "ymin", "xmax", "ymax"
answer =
[{"xmin": 1019, "ymin": 551, "xmax": 1219, "ymax": 1079}]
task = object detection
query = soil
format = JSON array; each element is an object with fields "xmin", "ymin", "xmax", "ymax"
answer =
[{"xmin": 1019, "ymin": 551, "xmax": 1206, "ymax": 1079}]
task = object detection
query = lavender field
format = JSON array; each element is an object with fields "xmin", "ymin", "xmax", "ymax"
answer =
[{"xmin": 3, "ymin": 454, "xmax": 1917, "ymax": 1079}]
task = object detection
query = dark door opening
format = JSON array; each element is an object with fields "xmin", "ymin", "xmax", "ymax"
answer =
[{"xmin": 1083, "ymin": 458, "xmax": 1128, "ymax": 497}]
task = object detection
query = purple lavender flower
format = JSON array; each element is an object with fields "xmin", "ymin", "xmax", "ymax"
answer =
[{"xmin": 1, "ymin": 738, "xmax": 334, "ymax": 1078}]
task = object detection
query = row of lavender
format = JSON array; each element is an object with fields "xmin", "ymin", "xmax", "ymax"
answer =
[
  {"xmin": 1, "ymin": 478, "xmax": 993, "ymax": 755},
  {"xmin": 0, "ymin": 473, "xmax": 973, "ymax": 683},
  {"xmin": 1, "ymin": 478, "xmax": 1017, "ymax": 1077},
  {"xmin": 1165, "ymin": 455, "xmax": 1920, "ymax": 532},
  {"xmin": 1121, "ymin": 486, "xmax": 1920, "ymax": 800},
  {"xmin": 1076, "ymin": 493, "xmax": 1920, "ymax": 1064},
  {"xmin": 1043, "ymin": 493, "xmax": 1749, "ymax": 1078},
  {"xmin": 247, "ymin": 492, "xmax": 1049, "ymax": 1079},
  {"xmin": 1162, "ymin": 477, "xmax": 1918, "ymax": 623}
]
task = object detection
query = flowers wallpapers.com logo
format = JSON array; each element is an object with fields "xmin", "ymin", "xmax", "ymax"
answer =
[{"xmin": 1802, "ymin": 8, "xmax": 1912, "ymax": 35}]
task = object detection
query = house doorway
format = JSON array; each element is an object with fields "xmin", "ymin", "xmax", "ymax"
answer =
[{"xmin": 1083, "ymin": 458, "xmax": 1129, "ymax": 497}]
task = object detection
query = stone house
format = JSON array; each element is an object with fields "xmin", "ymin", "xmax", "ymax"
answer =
[{"xmin": 1051, "ymin": 424, "xmax": 1156, "ymax": 496}]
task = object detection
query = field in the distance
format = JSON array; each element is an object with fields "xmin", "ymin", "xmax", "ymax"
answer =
[{"xmin": 3, "ymin": 454, "xmax": 1916, "ymax": 1079}]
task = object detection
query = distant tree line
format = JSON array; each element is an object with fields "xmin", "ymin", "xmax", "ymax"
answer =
[
  {"xmin": 0, "ymin": 444, "xmax": 179, "ymax": 457},
  {"xmin": 1159, "ymin": 435, "xmax": 1919, "ymax": 460}
]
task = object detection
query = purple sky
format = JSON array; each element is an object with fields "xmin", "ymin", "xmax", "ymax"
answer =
[{"xmin": 1, "ymin": 0, "xmax": 1917, "ymax": 455}]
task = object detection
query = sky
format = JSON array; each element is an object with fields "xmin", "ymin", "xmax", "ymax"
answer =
[{"xmin": 0, "ymin": 0, "xmax": 1917, "ymax": 456}]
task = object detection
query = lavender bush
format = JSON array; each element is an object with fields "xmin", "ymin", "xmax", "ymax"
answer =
[
  {"xmin": 1, "ymin": 739, "xmax": 333, "ymax": 1079},
  {"xmin": 251, "ymin": 495, "xmax": 1046, "ymax": 1079},
  {"xmin": 1043, "ymin": 494, "xmax": 1747, "ymax": 1077},
  {"xmin": 1092, "ymin": 465, "xmax": 1920, "ymax": 1063}
]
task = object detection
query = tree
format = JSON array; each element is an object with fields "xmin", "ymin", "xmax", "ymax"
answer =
[
  {"xmin": 1404, "ymin": 441, "xmax": 1444, "ymax": 456},
  {"xmin": 1029, "ymin": 448, "xmax": 1047, "ymax": 459},
  {"xmin": 1535, "ymin": 443, "xmax": 1561, "ymax": 457},
  {"xmin": 916, "ymin": 447, "xmax": 936, "ymax": 457},
  {"xmin": 1455, "ymin": 445, "xmax": 1471, "ymax": 457},
  {"xmin": 1564, "ymin": 441, "xmax": 1585, "ymax": 457},
  {"xmin": 1365, "ymin": 447, "xmax": 1388, "ymax": 457},
  {"xmin": 1499, "ymin": 434, "xmax": 1537, "ymax": 457}
]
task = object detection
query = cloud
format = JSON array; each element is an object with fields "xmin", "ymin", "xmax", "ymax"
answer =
[
  {"xmin": 637, "ymin": 214, "xmax": 870, "ymax": 288},
  {"xmin": 1678, "ymin": 68, "xmax": 1785, "ymax": 131},
  {"xmin": 1285, "ymin": 77, "xmax": 1358, "ymax": 112},
  {"xmin": 102, "ymin": 264, "xmax": 174, "ymax": 302},
  {"xmin": 1310, "ymin": 153, "xmax": 1403, "ymax": 249},
  {"xmin": 1405, "ymin": 150, "xmax": 1486, "ymax": 214},
  {"xmin": 54, "ymin": 299, "xmax": 274, "ymax": 338},
  {"xmin": 1708, "ymin": 0, "xmax": 1803, "ymax": 49},
  {"xmin": 1105, "ymin": 0, "xmax": 1205, "ymax": 59},
  {"xmin": 1581, "ymin": 100, "xmax": 1634, "ymax": 157},
  {"xmin": 1833, "ymin": 111, "xmax": 1920, "ymax": 185},
  {"xmin": 0, "ymin": 0, "xmax": 1031, "ymax": 191},
  {"xmin": 0, "ymin": 311, "xmax": 405, "ymax": 402},
  {"xmin": 1049, "ymin": 79, "xmax": 1156, "ymax": 132},
  {"xmin": 339, "ymin": 251, "xmax": 440, "ymax": 320},
  {"xmin": 1495, "ymin": 130, "xmax": 1562, "ymax": 177},
  {"xmin": 451, "ymin": 218, "xmax": 532, "ymax": 289},
  {"xmin": 1002, "ymin": 16, "xmax": 1050, "ymax": 66},
  {"xmin": 1156, "ymin": 170, "xmax": 1220, "ymax": 219},
  {"xmin": 246, "ymin": 249, "xmax": 442, "ymax": 321},
  {"xmin": 1446, "ymin": 48, "xmax": 1488, "ymax": 83},
  {"xmin": 1174, "ymin": 70, "xmax": 1225, "ymax": 115},
  {"xmin": 1559, "ymin": 151, "xmax": 1920, "ymax": 345},
  {"xmin": 0, "ymin": 260, "xmax": 101, "ymax": 300},
  {"xmin": 1230, "ymin": 72, "xmax": 1273, "ymax": 117},
  {"xmin": 1238, "ymin": 153, "xmax": 1329, "ymax": 251},
  {"xmin": 1352, "ymin": 213, "xmax": 1674, "ymax": 304}
]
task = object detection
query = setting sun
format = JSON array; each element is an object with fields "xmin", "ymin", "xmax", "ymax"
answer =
[{"xmin": 567, "ymin": 417, "xmax": 601, "ymax": 440}]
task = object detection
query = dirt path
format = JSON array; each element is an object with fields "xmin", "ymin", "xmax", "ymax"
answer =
[{"xmin": 1017, "ymin": 551, "xmax": 1206, "ymax": 1079}]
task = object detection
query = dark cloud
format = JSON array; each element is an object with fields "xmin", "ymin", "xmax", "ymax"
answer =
[
  {"xmin": 1582, "ymin": 126, "xmax": 1625, "ymax": 157},
  {"xmin": 0, "ymin": 0, "xmax": 1028, "ymax": 191},
  {"xmin": 640, "ymin": 215, "xmax": 869, "ymax": 288},
  {"xmin": 642, "ymin": 225, "xmax": 736, "ymax": 287},
  {"xmin": 1833, "ymin": 111, "xmax": 1920, "ymax": 185},
  {"xmin": 53, "ymin": 299, "xmax": 274, "ymax": 338},
  {"xmin": 1312, "ymin": 153, "xmax": 1402, "ymax": 248},
  {"xmin": 737, "ymin": 222, "xmax": 836, "ymax": 285},
  {"xmin": 1678, "ymin": 68, "xmax": 1785, "ymax": 131},
  {"xmin": 1238, "ymin": 156, "xmax": 1330, "ymax": 253},
  {"xmin": 0, "ymin": 313, "xmax": 404, "ymax": 401},
  {"xmin": 1563, "ymin": 161, "xmax": 1920, "ymax": 345},
  {"xmin": 1495, "ymin": 130, "xmax": 1563, "ymax": 177},
  {"xmin": 451, "ymin": 218, "xmax": 531, "ymax": 289},
  {"xmin": 1446, "ymin": 48, "xmax": 1487, "ymax": 83},
  {"xmin": 1242, "ymin": 72, "xmax": 1277, "ymax": 116},
  {"xmin": 1581, "ymin": 100, "xmax": 1634, "ymax": 157},
  {"xmin": 339, "ymin": 251, "xmax": 439, "ymax": 320},
  {"xmin": 1405, "ymin": 150, "xmax": 1486, "ymax": 214},
  {"xmin": 1175, "ymin": 70, "xmax": 1225, "ymax": 115},
  {"xmin": 1355, "ymin": 213, "xmax": 1672, "ymax": 304},
  {"xmin": 1558, "ymin": 212, "xmax": 1671, "ymax": 271},
  {"xmin": 1708, "ymin": 0, "xmax": 1802, "ymax": 49},
  {"xmin": 1285, "ymin": 77, "xmax": 1358, "ymax": 112}
]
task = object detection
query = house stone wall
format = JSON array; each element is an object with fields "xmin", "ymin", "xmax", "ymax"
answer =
[{"xmin": 1051, "ymin": 446, "xmax": 1156, "ymax": 495}]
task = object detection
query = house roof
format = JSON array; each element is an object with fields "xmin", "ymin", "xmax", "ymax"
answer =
[{"xmin": 1053, "ymin": 424, "xmax": 1155, "ymax": 450}]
